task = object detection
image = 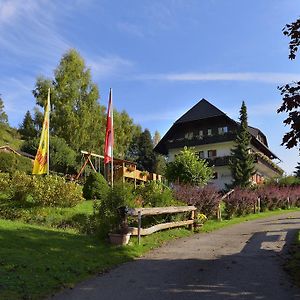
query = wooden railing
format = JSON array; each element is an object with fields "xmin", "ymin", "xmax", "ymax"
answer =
[{"xmin": 125, "ymin": 206, "xmax": 197, "ymax": 244}]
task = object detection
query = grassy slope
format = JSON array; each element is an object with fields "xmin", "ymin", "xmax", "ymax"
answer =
[{"xmin": 0, "ymin": 124, "xmax": 23, "ymax": 150}]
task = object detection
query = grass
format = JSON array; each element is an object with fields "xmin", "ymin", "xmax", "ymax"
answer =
[
  {"xmin": 201, "ymin": 207, "xmax": 300, "ymax": 233},
  {"xmin": 285, "ymin": 231, "xmax": 300, "ymax": 287},
  {"xmin": 0, "ymin": 124, "xmax": 23, "ymax": 149},
  {"xmin": 0, "ymin": 219, "xmax": 191, "ymax": 300},
  {"xmin": 0, "ymin": 199, "xmax": 97, "ymax": 232}
]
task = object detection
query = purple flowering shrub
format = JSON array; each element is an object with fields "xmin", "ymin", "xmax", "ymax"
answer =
[
  {"xmin": 224, "ymin": 188, "xmax": 257, "ymax": 218},
  {"xmin": 173, "ymin": 184, "xmax": 221, "ymax": 218}
]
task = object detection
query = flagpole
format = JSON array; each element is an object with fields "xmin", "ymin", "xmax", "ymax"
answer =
[
  {"xmin": 47, "ymin": 88, "xmax": 50, "ymax": 176},
  {"xmin": 110, "ymin": 88, "xmax": 114, "ymax": 187}
]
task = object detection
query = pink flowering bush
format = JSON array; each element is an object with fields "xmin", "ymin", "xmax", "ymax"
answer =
[
  {"xmin": 173, "ymin": 184, "xmax": 221, "ymax": 218},
  {"xmin": 224, "ymin": 188, "xmax": 257, "ymax": 218}
]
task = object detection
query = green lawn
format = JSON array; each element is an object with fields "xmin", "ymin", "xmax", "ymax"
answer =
[
  {"xmin": 0, "ymin": 219, "xmax": 191, "ymax": 300},
  {"xmin": 286, "ymin": 231, "xmax": 300, "ymax": 287}
]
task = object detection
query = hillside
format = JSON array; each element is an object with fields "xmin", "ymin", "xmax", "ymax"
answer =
[{"xmin": 0, "ymin": 124, "xmax": 23, "ymax": 150}]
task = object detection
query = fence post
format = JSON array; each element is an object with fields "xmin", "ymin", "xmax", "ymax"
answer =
[
  {"xmin": 190, "ymin": 209, "xmax": 195, "ymax": 231},
  {"xmin": 137, "ymin": 210, "xmax": 142, "ymax": 245},
  {"xmin": 257, "ymin": 197, "xmax": 261, "ymax": 213},
  {"xmin": 217, "ymin": 203, "xmax": 222, "ymax": 221}
]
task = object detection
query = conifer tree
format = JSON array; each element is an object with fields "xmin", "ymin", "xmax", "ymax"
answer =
[
  {"xmin": 0, "ymin": 96, "xmax": 8, "ymax": 125},
  {"xmin": 229, "ymin": 101, "xmax": 255, "ymax": 188},
  {"xmin": 18, "ymin": 111, "xmax": 37, "ymax": 139},
  {"xmin": 136, "ymin": 129, "xmax": 156, "ymax": 172}
]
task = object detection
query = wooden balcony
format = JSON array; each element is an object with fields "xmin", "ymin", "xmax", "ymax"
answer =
[{"xmin": 114, "ymin": 161, "xmax": 162, "ymax": 186}]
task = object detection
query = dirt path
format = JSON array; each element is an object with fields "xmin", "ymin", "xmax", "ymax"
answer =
[{"xmin": 52, "ymin": 212, "xmax": 300, "ymax": 300}]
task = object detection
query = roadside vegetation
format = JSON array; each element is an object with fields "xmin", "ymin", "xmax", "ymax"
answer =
[{"xmin": 285, "ymin": 231, "xmax": 300, "ymax": 287}]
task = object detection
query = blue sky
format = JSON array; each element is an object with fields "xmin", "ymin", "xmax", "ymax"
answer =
[{"xmin": 0, "ymin": 0, "xmax": 300, "ymax": 174}]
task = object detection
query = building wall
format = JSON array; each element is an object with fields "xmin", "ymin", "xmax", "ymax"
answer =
[
  {"xmin": 167, "ymin": 141, "xmax": 281, "ymax": 190},
  {"xmin": 168, "ymin": 141, "xmax": 235, "ymax": 162}
]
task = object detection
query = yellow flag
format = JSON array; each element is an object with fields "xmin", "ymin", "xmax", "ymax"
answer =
[{"xmin": 32, "ymin": 89, "xmax": 50, "ymax": 175}]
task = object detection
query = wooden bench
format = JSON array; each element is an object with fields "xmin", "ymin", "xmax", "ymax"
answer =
[{"xmin": 125, "ymin": 206, "xmax": 197, "ymax": 244}]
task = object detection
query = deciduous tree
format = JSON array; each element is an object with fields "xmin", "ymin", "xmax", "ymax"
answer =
[
  {"xmin": 165, "ymin": 147, "xmax": 213, "ymax": 186},
  {"xmin": 277, "ymin": 18, "xmax": 300, "ymax": 148}
]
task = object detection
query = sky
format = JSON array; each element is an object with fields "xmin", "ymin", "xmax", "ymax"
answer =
[{"xmin": 0, "ymin": 0, "xmax": 300, "ymax": 174}]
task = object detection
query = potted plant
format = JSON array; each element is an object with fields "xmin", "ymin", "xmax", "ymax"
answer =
[
  {"xmin": 108, "ymin": 206, "xmax": 131, "ymax": 246},
  {"xmin": 194, "ymin": 213, "xmax": 207, "ymax": 229}
]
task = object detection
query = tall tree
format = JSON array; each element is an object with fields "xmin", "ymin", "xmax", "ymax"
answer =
[
  {"xmin": 229, "ymin": 101, "xmax": 255, "ymax": 188},
  {"xmin": 32, "ymin": 49, "xmax": 103, "ymax": 152},
  {"xmin": 153, "ymin": 130, "xmax": 161, "ymax": 146},
  {"xmin": 277, "ymin": 18, "xmax": 300, "ymax": 149},
  {"xmin": 113, "ymin": 110, "xmax": 141, "ymax": 159},
  {"xmin": 294, "ymin": 162, "xmax": 300, "ymax": 178},
  {"xmin": 136, "ymin": 129, "xmax": 156, "ymax": 172},
  {"xmin": 0, "ymin": 96, "xmax": 8, "ymax": 125},
  {"xmin": 18, "ymin": 111, "xmax": 37, "ymax": 140}
]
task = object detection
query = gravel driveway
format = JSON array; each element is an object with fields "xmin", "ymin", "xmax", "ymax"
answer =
[{"xmin": 52, "ymin": 212, "xmax": 300, "ymax": 300}]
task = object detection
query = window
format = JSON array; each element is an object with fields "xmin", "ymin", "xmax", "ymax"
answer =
[
  {"xmin": 198, "ymin": 130, "xmax": 204, "ymax": 139},
  {"xmin": 207, "ymin": 129, "xmax": 212, "ymax": 136},
  {"xmin": 208, "ymin": 149, "xmax": 217, "ymax": 158},
  {"xmin": 218, "ymin": 126, "xmax": 228, "ymax": 135},
  {"xmin": 198, "ymin": 151, "xmax": 205, "ymax": 159},
  {"xmin": 185, "ymin": 132, "xmax": 193, "ymax": 140}
]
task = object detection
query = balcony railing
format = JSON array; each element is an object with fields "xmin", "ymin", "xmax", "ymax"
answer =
[
  {"xmin": 206, "ymin": 156, "xmax": 231, "ymax": 167},
  {"xmin": 166, "ymin": 132, "xmax": 236, "ymax": 148}
]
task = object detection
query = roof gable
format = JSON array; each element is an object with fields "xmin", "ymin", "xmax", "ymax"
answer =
[{"xmin": 175, "ymin": 98, "xmax": 226, "ymax": 124}]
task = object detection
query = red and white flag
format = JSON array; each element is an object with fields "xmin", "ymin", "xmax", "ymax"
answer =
[{"xmin": 104, "ymin": 88, "xmax": 114, "ymax": 164}]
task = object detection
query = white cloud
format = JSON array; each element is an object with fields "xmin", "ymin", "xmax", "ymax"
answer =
[
  {"xmin": 117, "ymin": 22, "xmax": 144, "ymax": 38},
  {"xmin": 87, "ymin": 55, "xmax": 134, "ymax": 79},
  {"xmin": 136, "ymin": 72, "xmax": 300, "ymax": 84}
]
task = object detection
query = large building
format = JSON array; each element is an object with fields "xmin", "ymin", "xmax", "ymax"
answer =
[{"xmin": 154, "ymin": 99, "xmax": 283, "ymax": 189}]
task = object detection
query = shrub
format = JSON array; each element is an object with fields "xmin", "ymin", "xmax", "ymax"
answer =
[
  {"xmin": 0, "ymin": 172, "xmax": 10, "ymax": 194},
  {"xmin": 173, "ymin": 184, "xmax": 221, "ymax": 218},
  {"xmin": 138, "ymin": 181, "xmax": 179, "ymax": 207},
  {"xmin": 31, "ymin": 175, "xmax": 84, "ymax": 207},
  {"xmin": 224, "ymin": 188, "xmax": 257, "ymax": 218},
  {"xmin": 97, "ymin": 181, "xmax": 135, "ymax": 236},
  {"xmin": 9, "ymin": 171, "xmax": 33, "ymax": 202},
  {"xmin": 83, "ymin": 172, "xmax": 109, "ymax": 201},
  {"xmin": 0, "ymin": 152, "xmax": 32, "ymax": 174}
]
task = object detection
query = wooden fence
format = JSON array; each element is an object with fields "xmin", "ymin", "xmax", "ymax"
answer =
[{"xmin": 125, "ymin": 206, "xmax": 197, "ymax": 244}]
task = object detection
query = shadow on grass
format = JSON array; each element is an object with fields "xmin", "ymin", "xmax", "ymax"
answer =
[{"xmin": 0, "ymin": 223, "xmax": 134, "ymax": 300}]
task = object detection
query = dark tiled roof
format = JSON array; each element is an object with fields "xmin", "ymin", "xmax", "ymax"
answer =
[{"xmin": 175, "ymin": 99, "xmax": 226, "ymax": 124}]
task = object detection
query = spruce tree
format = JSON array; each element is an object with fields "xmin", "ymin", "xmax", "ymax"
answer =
[
  {"xmin": 0, "ymin": 96, "xmax": 8, "ymax": 125},
  {"xmin": 136, "ymin": 129, "xmax": 156, "ymax": 172},
  {"xmin": 229, "ymin": 101, "xmax": 255, "ymax": 188},
  {"xmin": 18, "ymin": 111, "xmax": 37, "ymax": 139}
]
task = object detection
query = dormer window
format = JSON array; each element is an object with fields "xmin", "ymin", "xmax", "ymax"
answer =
[{"xmin": 218, "ymin": 126, "xmax": 228, "ymax": 135}]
